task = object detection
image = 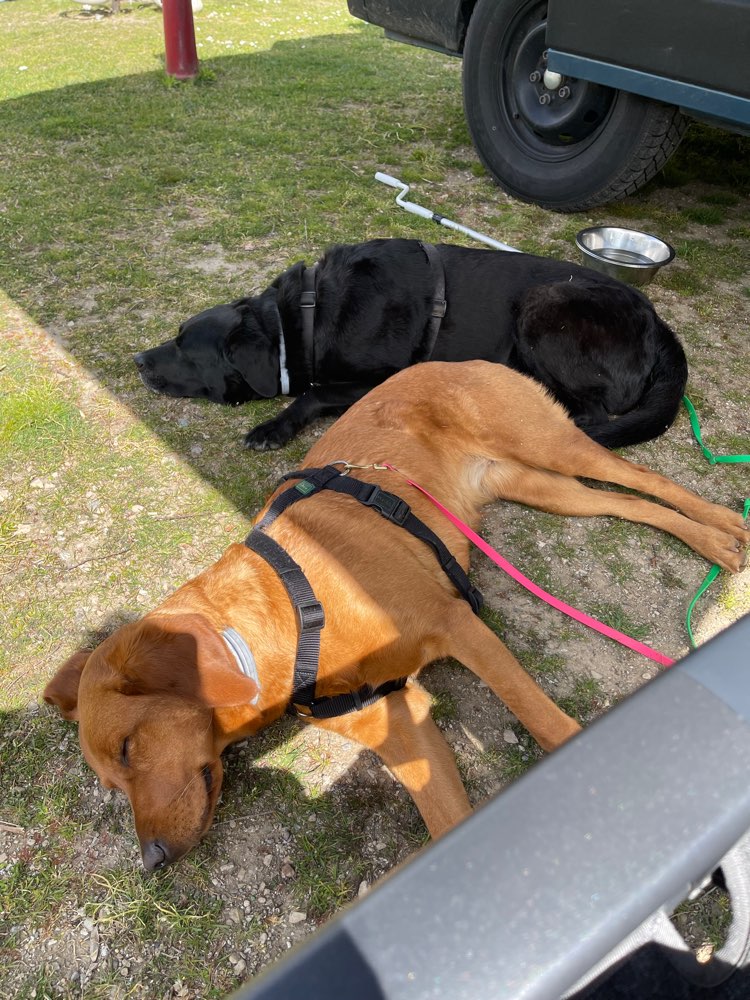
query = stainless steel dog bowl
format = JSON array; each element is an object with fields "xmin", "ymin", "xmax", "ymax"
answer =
[{"xmin": 575, "ymin": 226, "xmax": 675, "ymax": 287}]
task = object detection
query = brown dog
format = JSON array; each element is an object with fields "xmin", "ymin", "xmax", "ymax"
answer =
[{"xmin": 44, "ymin": 362, "xmax": 747, "ymax": 870}]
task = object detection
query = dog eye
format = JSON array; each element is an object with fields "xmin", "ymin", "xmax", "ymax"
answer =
[{"xmin": 120, "ymin": 738, "xmax": 130, "ymax": 767}]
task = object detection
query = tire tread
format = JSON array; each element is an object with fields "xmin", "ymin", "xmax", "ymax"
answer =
[{"xmin": 566, "ymin": 104, "xmax": 687, "ymax": 213}]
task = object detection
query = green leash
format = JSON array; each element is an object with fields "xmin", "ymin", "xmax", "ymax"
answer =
[
  {"xmin": 682, "ymin": 396, "xmax": 749, "ymax": 648},
  {"xmin": 682, "ymin": 395, "xmax": 750, "ymax": 464},
  {"xmin": 685, "ymin": 563, "xmax": 723, "ymax": 649},
  {"xmin": 685, "ymin": 496, "xmax": 750, "ymax": 649}
]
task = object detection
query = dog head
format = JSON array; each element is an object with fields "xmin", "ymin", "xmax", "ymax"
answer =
[
  {"xmin": 43, "ymin": 613, "xmax": 260, "ymax": 871},
  {"xmin": 134, "ymin": 290, "xmax": 281, "ymax": 405}
]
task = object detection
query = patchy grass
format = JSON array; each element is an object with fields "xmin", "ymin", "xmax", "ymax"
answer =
[
  {"xmin": 286, "ymin": 794, "xmax": 369, "ymax": 917},
  {"xmin": 498, "ymin": 742, "xmax": 544, "ymax": 782},
  {"xmin": 588, "ymin": 602, "xmax": 652, "ymax": 641},
  {"xmin": 84, "ymin": 866, "xmax": 221, "ymax": 940},
  {"xmin": 559, "ymin": 676, "xmax": 608, "ymax": 723},
  {"xmin": 431, "ymin": 688, "xmax": 460, "ymax": 723},
  {"xmin": 0, "ymin": 710, "xmax": 88, "ymax": 829},
  {"xmin": 672, "ymin": 880, "xmax": 733, "ymax": 961}
]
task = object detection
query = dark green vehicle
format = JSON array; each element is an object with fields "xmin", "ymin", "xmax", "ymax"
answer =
[{"xmin": 348, "ymin": 0, "xmax": 750, "ymax": 211}]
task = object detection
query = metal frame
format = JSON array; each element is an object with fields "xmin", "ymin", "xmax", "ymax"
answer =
[{"xmin": 545, "ymin": 53, "xmax": 750, "ymax": 131}]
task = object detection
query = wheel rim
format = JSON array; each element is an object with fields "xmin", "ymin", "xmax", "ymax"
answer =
[{"xmin": 500, "ymin": 2, "xmax": 616, "ymax": 159}]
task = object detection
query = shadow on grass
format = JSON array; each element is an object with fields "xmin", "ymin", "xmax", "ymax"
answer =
[
  {"xmin": 1, "ymin": 30, "xmax": 749, "ymax": 508},
  {"xmin": 2, "ymin": 605, "xmax": 428, "ymax": 905},
  {"xmin": 1, "ymin": 686, "xmax": 423, "ymax": 997},
  {"xmin": 0, "ymin": 29, "xmax": 459, "ymax": 504},
  {"xmin": 2, "ymin": 683, "xmax": 424, "ymax": 936}
]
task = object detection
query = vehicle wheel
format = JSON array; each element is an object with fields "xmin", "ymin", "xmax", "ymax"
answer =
[{"xmin": 462, "ymin": 0, "xmax": 687, "ymax": 212}]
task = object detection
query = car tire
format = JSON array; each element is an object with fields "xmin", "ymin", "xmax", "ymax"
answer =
[{"xmin": 462, "ymin": 0, "xmax": 687, "ymax": 212}]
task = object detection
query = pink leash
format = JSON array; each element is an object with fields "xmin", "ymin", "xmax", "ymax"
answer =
[{"xmin": 383, "ymin": 463, "xmax": 675, "ymax": 668}]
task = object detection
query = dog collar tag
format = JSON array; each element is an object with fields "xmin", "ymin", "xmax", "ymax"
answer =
[{"xmin": 222, "ymin": 627, "xmax": 261, "ymax": 705}]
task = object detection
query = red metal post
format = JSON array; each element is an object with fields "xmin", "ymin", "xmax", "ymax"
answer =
[{"xmin": 162, "ymin": 0, "xmax": 199, "ymax": 80}]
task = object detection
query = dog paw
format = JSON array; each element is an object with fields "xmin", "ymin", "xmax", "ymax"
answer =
[
  {"xmin": 706, "ymin": 503, "xmax": 749, "ymax": 547},
  {"xmin": 244, "ymin": 435, "xmax": 282, "ymax": 452},
  {"xmin": 703, "ymin": 527, "xmax": 748, "ymax": 573},
  {"xmin": 244, "ymin": 420, "xmax": 292, "ymax": 451}
]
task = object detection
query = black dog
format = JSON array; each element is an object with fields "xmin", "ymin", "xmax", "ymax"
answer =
[{"xmin": 134, "ymin": 239, "xmax": 687, "ymax": 451}]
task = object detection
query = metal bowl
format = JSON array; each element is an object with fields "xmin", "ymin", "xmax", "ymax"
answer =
[{"xmin": 575, "ymin": 226, "xmax": 675, "ymax": 287}]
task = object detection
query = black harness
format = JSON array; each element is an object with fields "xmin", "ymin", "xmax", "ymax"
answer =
[
  {"xmin": 244, "ymin": 464, "xmax": 483, "ymax": 719},
  {"xmin": 418, "ymin": 241, "xmax": 447, "ymax": 360},
  {"xmin": 298, "ymin": 242, "xmax": 447, "ymax": 386},
  {"xmin": 299, "ymin": 262, "xmax": 318, "ymax": 386}
]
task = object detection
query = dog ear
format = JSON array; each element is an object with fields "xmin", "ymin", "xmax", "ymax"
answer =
[
  {"xmin": 43, "ymin": 649, "xmax": 91, "ymax": 721},
  {"xmin": 121, "ymin": 614, "xmax": 259, "ymax": 709},
  {"xmin": 224, "ymin": 290, "xmax": 279, "ymax": 398}
]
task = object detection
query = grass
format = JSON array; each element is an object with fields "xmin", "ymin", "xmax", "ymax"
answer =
[
  {"xmin": 431, "ymin": 689, "xmax": 460, "ymax": 723},
  {"xmin": 516, "ymin": 649, "xmax": 566, "ymax": 678},
  {"xmin": 1, "ymin": 854, "xmax": 73, "ymax": 937},
  {"xmin": 588, "ymin": 602, "xmax": 652, "ymax": 641},
  {"xmin": 559, "ymin": 675, "xmax": 608, "ymax": 722},
  {"xmin": 85, "ymin": 866, "xmax": 221, "ymax": 939},
  {"xmin": 0, "ymin": 379, "xmax": 86, "ymax": 452},
  {"xmin": 0, "ymin": 710, "xmax": 87, "ymax": 827},
  {"xmin": 498, "ymin": 743, "xmax": 544, "ymax": 782},
  {"xmin": 672, "ymin": 880, "xmax": 733, "ymax": 961},
  {"xmin": 288, "ymin": 794, "xmax": 369, "ymax": 916},
  {"xmin": 1, "ymin": 1, "xmax": 749, "ymax": 996}
]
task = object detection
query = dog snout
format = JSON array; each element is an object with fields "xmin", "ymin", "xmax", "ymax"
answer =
[
  {"xmin": 141, "ymin": 838, "xmax": 173, "ymax": 872},
  {"xmin": 133, "ymin": 352, "xmax": 147, "ymax": 370}
]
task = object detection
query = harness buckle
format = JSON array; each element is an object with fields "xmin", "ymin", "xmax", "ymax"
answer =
[
  {"xmin": 361, "ymin": 485, "xmax": 410, "ymax": 526},
  {"xmin": 297, "ymin": 600, "xmax": 325, "ymax": 631},
  {"xmin": 300, "ymin": 291, "xmax": 316, "ymax": 308}
]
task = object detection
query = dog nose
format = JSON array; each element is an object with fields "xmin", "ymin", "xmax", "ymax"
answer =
[
  {"xmin": 133, "ymin": 352, "xmax": 146, "ymax": 370},
  {"xmin": 142, "ymin": 839, "xmax": 171, "ymax": 872}
]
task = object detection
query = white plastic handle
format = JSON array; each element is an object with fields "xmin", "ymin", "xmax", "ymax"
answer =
[
  {"xmin": 397, "ymin": 200, "xmax": 434, "ymax": 220},
  {"xmin": 374, "ymin": 171, "xmax": 406, "ymax": 189}
]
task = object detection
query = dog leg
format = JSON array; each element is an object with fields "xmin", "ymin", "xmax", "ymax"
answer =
[
  {"xmin": 572, "ymin": 450, "xmax": 746, "ymax": 545},
  {"xmin": 465, "ymin": 379, "xmax": 745, "ymax": 550},
  {"xmin": 489, "ymin": 416, "xmax": 747, "ymax": 551},
  {"xmin": 315, "ymin": 683, "xmax": 473, "ymax": 839},
  {"xmin": 245, "ymin": 383, "xmax": 373, "ymax": 450},
  {"xmin": 443, "ymin": 602, "xmax": 581, "ymax": 752},
  {"xmin": 488, "ymin": 463, "xmax": 746, "ymax": 572}
]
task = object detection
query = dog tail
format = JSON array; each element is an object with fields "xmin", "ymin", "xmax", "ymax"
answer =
[{"xmin": 577, "ymin": 320, "xmax": 688, "ymax": 449}]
